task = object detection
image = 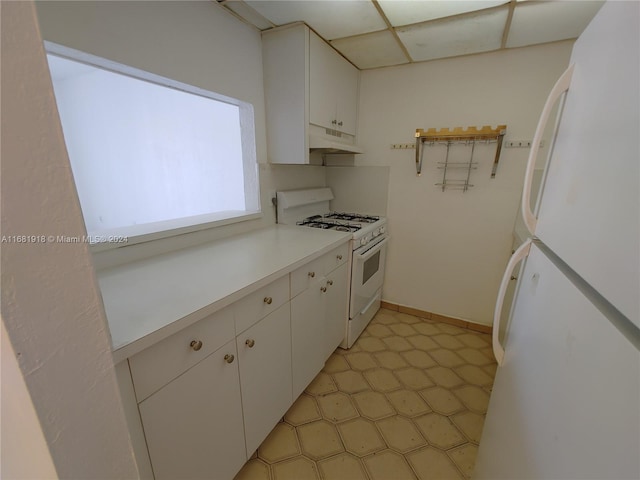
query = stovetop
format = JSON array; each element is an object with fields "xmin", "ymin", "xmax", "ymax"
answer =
[
  {"xmin": 275, "ymin": 189, "xmax": 386, "ymax": 246},
  {"xmin": 296, "ymin": 216, "xmax": 362, "ymax": 233},
  {"xmin": 323, "ymin": 212, "xmax": 380, "ymax": 224},
  {"xmin": 295, "ymin": 212, "xmax": 387, "ymax": 248},
  {"xmin": 296, "ymin": 212, "xmax": 381, "ymax": 232}
]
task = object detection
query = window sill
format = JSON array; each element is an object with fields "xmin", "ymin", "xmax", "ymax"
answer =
[{"xmin": 88, "ymin": 210, "xmax": 263, "ymax": 253}]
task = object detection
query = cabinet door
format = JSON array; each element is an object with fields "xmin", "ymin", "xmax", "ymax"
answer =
[
  {"xmin": 333, "ymin": 53, "xmax": 359, "ymax": 136},
  {"xmin": 139, "ymin": 340, "xmax": 246, "ymax": 480},
  {"xmin": 324, "ymin": 263, "xmax": 349, "ymax": 358},
  {"xmin": 291, "ymin": 277, "xmax": 327, "ymax": 398},
  {"xmin": 309, "ymin": 32, "xmax": 358, "ymax": 136},
  {"xmin": 262, "ymin": 24, "xmax": 309, "ymax": 165},
  {"xmin": 237, "ymin": 303, "xmax": 292, "ymax": 456},
  {"xmin": 309, "ymin": 32, "xmax": 337, "ymax": 132}
]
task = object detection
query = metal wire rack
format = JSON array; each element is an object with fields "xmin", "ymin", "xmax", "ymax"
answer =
[{"xmin": 414, "ymin": 125, "xmax": 507, "ymax": 191}]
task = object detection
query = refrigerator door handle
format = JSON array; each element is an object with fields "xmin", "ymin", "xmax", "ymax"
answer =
[
  {"xmin": 522, "ymin": 64, "xmax": 575, "ymax": 235},
  {"xmin": 493, "ymin": 238, "xmax": 532, "ymax": 365}
]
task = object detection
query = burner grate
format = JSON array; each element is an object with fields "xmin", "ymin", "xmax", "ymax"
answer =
[
  {"xmin": 325, "ymin": 212, "xmax": 380, "ymax": 223},
  {"xmin": 297, "ymin": 218, "xmax": 361, "ymax": 232}
]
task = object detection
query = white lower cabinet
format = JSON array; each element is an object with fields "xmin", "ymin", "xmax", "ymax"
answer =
[
  {"xmin": 138, "ymin": 339, "xmax": 246, "ymax": 480},
  {"xmin": 291, "ymin": 276, "xmax": 326, "ymax": 398},
  {"xmin": 123, "ymin": 242, "xmax": 350, "ymax": 479},
  {"xmin": 128, "ymin": 276, "xmax": 295, "ymax": 480},
  {"xmin": 324, "ymin": 262, "xmax": 348, "ymax": 359},
  {"xmin": 291, "ymin": 246, "xmax": 350, "ymax": 398},
  {"xmin": 236, "ymin": 303, "xmax": 292, "ymax": 456}
]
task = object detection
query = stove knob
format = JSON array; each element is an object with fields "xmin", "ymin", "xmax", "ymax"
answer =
[
  {"xmin": 361, "ymin": 237, "xmax": 369, "ymax": 246},
  {"xmin": 379, "ymin": 226, "xmax": 386, "ymax": 234},
  {"xmin": 373, "ymin": 228, "xmax": 381, "ymax": 237}
]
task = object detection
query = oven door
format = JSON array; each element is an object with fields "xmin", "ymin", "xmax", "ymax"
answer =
[{"xmin": 350, "ymin": 236, "xmax": 388, "ymax": 318}]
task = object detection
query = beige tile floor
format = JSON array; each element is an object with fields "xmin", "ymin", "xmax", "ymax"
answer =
[{"xmin": 234, "ymin": 308, "xmax": 497, "ymax": 480}]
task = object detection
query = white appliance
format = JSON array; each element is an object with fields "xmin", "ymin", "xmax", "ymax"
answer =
[
  {"xmin": 475, "ymin": 2, "xmax": 639, "ymax": 479},
  {"xmin": 276, "ymin": 187, "xmax": 388, "ymax": 348}
]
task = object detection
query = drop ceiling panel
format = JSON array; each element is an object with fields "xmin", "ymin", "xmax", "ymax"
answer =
[
  {"xmin": 330, "ymin": 30, "xmax": 408, "ymax": 69},
  {"xmin": 507, "ymin": 1, "xmax": 605, "ymax": 48},
  {"xmin": 225, "ymin": 1, "xmax": 274, "ymax": 30},
  {"xmin": 397, "ymin": 7, "xmax": 509, "ymax": 62},
  {"xmin": 223, "ymin": 0, "xmax": 603, "ymax": 69},
  {"xmin": 378, "ymin": 0, "xmax": 507, "ymax": 26},
  {"xmin": 244, "ymin": 0, "xmax": 386, "ymax": 40}
]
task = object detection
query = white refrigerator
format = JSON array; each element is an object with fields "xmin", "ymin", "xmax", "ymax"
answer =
[{"xmin": 475, "ymin": 2, "xmax": 640, "ymax": 479}]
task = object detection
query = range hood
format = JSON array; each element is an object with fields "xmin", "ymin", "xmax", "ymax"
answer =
[{"xmin": 309, "ymin": 134, "xmax": 364, "ymax": 154}]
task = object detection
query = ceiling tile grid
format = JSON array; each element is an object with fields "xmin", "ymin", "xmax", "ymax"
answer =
[
  {"xmin": 396, "ymin": 7, "xmax": 510, "ymax": 62},
  {"xmin": 220, "ymin": 0, "xmax": 605, "ymax": 69}
]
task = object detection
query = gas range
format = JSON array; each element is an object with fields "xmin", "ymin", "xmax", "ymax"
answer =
[
  {"xmin": 276, "ymin": 187, "xmax": 388, "ymax": 349},
  {"xmin": 275, "ymin": 188, "xmax": 387, "ymax": 250},
  {"xmin": 295, "ymin": 212, "xmax": 387, "ymax": 250}
]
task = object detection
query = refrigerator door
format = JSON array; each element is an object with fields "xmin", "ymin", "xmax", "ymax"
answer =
[
  {"xmin": 531, "ymin": 2, "xmax": 639, "ymax": 326},
  {"xmin": 476, "ymin": 243, "xmax": 640, "ymax": 479}
]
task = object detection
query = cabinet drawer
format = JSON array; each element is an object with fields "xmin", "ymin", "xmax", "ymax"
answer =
[
  {"xmin": 129, "ymin": 306, "xmax": 235, "ymax": 402},
  {"xmin": 290, "ymin": 256, "xmax": 325, "ymax": 298},
  {"xmin": 235, "ymin": 274, "xmax": 289, "ymax": 334},
  {"xmin": 324, "ymin": 243, "xmax": 349, "ymax": 274}
]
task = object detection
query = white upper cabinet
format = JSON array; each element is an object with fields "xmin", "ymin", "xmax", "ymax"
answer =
[
  {"xmin": 309, "ymin": 32, "xmax": 358, "ymax": 136},
  {"xmin": 262, "ymin": 23, "xmax": 360, "ymax": 164}
]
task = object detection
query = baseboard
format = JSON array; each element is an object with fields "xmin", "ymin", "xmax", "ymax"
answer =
[
  {"xmin": 380, "ymin": 301, "xmax": 492, "ymax": 334},
  {"xmin": 380, "ymin": 300, "xmax": 399, "ymax": 311}
]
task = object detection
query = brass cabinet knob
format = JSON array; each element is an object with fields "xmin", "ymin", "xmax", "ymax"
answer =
[
  {"xmin": 320, "ymin": 286, "xmax": 327, "ymax": 293},
  {"xmin": 337, "ymin": 255, "xmax": 343, "ymax": 260},
  {"xmin": 264, "ymin": 296, "xmax": 273, "ymax": 305},
  {"xmin": 245, "ymin": 339, "xmax": 255, "ymax": 348},
  {"xmin": 510, "ymin": 275, "xmax": 518, "ymax": 281},
  {"xmin": 331, "ymin": 119, "xmax": 337, "ymax": 125},
  {"xmin": 338, "ymin": 121, "xmax": 343, "ymax": 126},
  {"xmin": 308, "ymin": 271, "xmax": 315, "ymax": 278},
  {"xmin": 224, "ymin": 354, "xmax": 235, "ymax": 364},
  {"xmin": 190, "ymin": 340, "xmax": 203, "ymax": 351},
  {"xmin": 327, "ymin": 280, "xmax": 333, "ymax": 286}
]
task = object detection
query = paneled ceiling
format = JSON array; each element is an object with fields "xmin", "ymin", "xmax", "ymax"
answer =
[{"xmin": 218, "ymin": 0, "xmax": 604, "ymax": 69}]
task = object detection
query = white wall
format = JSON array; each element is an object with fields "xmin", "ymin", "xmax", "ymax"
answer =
[
  {"xmin": 1, "ymin": 322, "xmax": 57, "ymax": 479},
  {"xmin": 356, "ymin": 41, "xmax": 574, "ymax": 325},
  {"xmin": 1, "ymin": 1, "xmax": 138, "ymax": 477},
  {"xmin": 326, "ymin": 166, "xmax": 390, "ymax": 216},
  {"xmin": 35, "ymin": 0, "xmax": 326, "ymax": 267}
]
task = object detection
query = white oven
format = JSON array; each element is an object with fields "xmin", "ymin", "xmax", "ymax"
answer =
[
  {"xmin": 346, "ymin": 235, "xmax": 388, "ymax": 348},
  {"xmin": 350, "ymin": 236, "xmax": 388, "ymax": 318}
]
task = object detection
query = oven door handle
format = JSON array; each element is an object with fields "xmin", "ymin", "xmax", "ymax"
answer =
[
  {"xmin": 356, "ymin": 237, "xmax": 388, "ymax": 261},
  {"xmin": 360, "ymin": 293, "xmax": 380, "ymax": 316}
]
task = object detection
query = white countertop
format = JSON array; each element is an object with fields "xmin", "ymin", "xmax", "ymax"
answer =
[{"xmin": 99, "ymin": 225, "xmax": 352, "ymax": 362}]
